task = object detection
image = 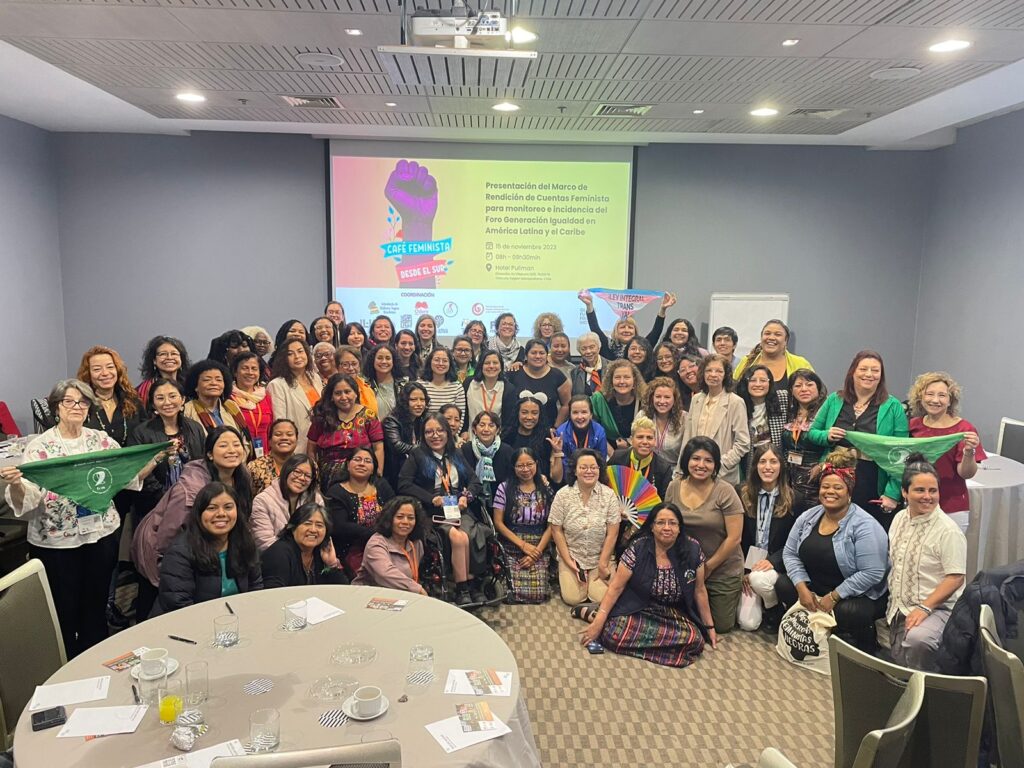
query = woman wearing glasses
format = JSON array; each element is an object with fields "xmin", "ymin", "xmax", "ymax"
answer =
[
  {"xmin": 576, "ymin": 502, "xmax": 716, "ymax": 667},
  {"xmin": 250, "ymin": 454, "xmax": 322, "ymax": 551},
  {"xmin": 2, "ymin": 379, "xmax": 162, "ymax": 657},
  {"xmin": 137, "ymin": 336, "xmax": 191, "ymax": 407}
]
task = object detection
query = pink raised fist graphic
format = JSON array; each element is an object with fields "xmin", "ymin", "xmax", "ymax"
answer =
[{"xmin": 385, "ymin": 159, "xmax": 438, "ymax": 242}]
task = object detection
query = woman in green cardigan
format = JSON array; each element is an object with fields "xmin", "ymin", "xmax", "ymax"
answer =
[
  {"xmin": 807, "ymin": 350, "xmax": 908, "ymax": 530},
  {"xmin": 590, "ymin": 359, "xmax": 645, "ymax": 449}
]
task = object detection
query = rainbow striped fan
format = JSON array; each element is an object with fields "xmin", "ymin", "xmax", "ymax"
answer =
[{"xmin": 605, "ymin": 465, "xmax": 662, "ymax": 529}]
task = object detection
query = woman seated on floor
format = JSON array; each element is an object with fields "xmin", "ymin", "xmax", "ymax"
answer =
[
  {"xmin": 261, "ymin": 502, "xmax": 348, "ymax": 588},
  {"xmin": 576, "ymin": 502, "xmax": 716, "ymax": 667},
  {"xmin": 548, "ymin": 449, "xmax": 621, "ymax": 605},
  {"xmin": 766, "ymin": 448, "xmax": 889, "ymax": 650},
  {"xmin": 152, "ymin": 482, "xmax": 262, "ymax": 616},
  {"xmin": 353, "ymin": 496, "xmax": 429, "ymax": 595}
]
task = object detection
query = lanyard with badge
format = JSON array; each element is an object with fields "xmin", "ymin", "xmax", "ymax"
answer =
[{"xmin": 436, "ymin": 457, "xmax": 462, "ymax": 524}]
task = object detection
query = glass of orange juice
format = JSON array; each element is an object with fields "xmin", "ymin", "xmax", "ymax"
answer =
[{"xmin": 158, "ymin": 679, "xmax": 184, "ymax": 725}]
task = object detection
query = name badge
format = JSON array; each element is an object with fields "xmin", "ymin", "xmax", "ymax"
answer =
[
  {"xmin": 76, "ymin": 505, "xmax": 103, "ymax": 535},
  {"xmin": 744, "ymin": 546, "xmax": 769, "ymax": 571},
  {"xmin": 787, "ymin": 451, "xmax": 803, "ymax": 466},
  {"xmin": 442, "ymin": 495, "xmax": 461, "ymax": 521},
  {"xmin": 253, "ymin": 438, "xmax": 265, "ymax": 459}
]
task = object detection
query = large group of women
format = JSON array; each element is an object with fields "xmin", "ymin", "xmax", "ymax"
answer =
[{"xmin": 0, "ymin": 294, "xmax": 983, "ymax": 673}]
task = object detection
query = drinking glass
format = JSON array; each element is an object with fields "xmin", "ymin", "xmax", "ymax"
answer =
[
  {"xmin": 213, "ymin": 614, "xmax": 240, "ymax": 647},
  {"xmin": 185, "ymin": 661, "xmax": 209, "ymax": 706},
  {"xmin": 138, "ymin": 660, "xmax": 166, "ymax": 706},
  {"xmin": 158, "ymin": 679, "xmax": 184, "ymax": 725},
  {"xmin": 408, "ymin": 643, "xmax": 434, "ymax": 690},
  {"xmin": 249, "ymin": 708, "xmax": 280, "ymax": 752},
  {"xmin": 282, "ymin": 600, "xmax": 307, "ymax": 631}
]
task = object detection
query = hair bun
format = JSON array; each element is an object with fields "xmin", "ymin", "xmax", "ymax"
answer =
[
  {"xmin": 823, "ymin": 447, "xmax": 857, "ymax": 469},
  {"xmin": 904, "ymin": 451, "xmax": 928, "ymax": 466}
]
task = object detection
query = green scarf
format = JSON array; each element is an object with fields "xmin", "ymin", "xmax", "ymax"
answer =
[
  {"xmin": 19, "ymin": 441, "xmax": 169, "ymax": 513},
  {"xmin": 842, "ymin": 431, "xmax": 964, "ymax": 480}
]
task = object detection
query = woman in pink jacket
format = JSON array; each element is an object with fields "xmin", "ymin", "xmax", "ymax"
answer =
[
  {"xmin": 249, "ymin": 454, "xmax": 321, "ymax": 551},
  {"xmin": 354, "ymin": 496, "xmax": 429, "ymax": 595}
]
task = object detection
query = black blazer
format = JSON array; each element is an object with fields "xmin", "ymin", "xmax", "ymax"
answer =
[
  {"xmin": 152, "ymin": 532, "xmax": 262, "ymax": 617},
  {"xmin": 459, "ymin": 442, "xmax": 515, "ymax": 496},
  {"xmin": 607, "ymin": 448, "xmax": 674, "ymax": 498},
  {"xmin": 129, "ymin": 415, "xmax": 206, "ymax": 505},
  {"xmin": 324, "ymin": 477, "xmax": 396, "ymax": 557},
  {"xmin": 382, "ymin": 413, "xmax": 423, "ymax": 488},
  {"xmin": 260, "ymin": 535, "xmax": 349, "ymax": 589},
  {"xmin": 739, "ymin": 496, "xmax": 795, "ymax": 571}
]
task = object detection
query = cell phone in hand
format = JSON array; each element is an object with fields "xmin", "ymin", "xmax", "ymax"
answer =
[
  {"xmin": 31, "ymin": 706, "xmax": 66, "ymax": 731},
  {"xmin": 586, "ymin": 641, "xmax": 604, "ymax": 655},
  {"xmin": 576, "ymin": 564, "xmax": 587, "ymax": 583}
]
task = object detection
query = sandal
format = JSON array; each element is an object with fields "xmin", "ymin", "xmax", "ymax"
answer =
[{"xmin": 569, "ymin": 603, "xmax": 598, "ymax": 622}]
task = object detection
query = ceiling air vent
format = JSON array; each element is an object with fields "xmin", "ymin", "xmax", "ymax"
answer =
[
  {"xmin": 280, "ymin": 95, "xmax": 345, "ymax": 109},
  {"xmin": 788, "ymin": 108, "xmax": 847, "ymax": 119},
  {"xmin": 592, "ymin": 103, "xmax": 653, "ymax": 117}
]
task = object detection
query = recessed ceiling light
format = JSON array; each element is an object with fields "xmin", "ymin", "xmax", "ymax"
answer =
[
  {"xmin": 295, "ymin": 52, "xmax": 345, "ymax": 67},
  {"xmin": 508, "ymin": 27, "xmax": 537, "ymax": 44},
  {"xmin": 344, "ymin": 28, "xmax": 363, "ymax": 36},
  {"xmin": 492, "ymin": 101, "xmax": 520, "ymax": 112},
  {"xmin": 176, "ymin": 92, "xmax": 205, "ymax": 103},
  {"xmin": 692, "ymin": 109, "xmax": 705, "ymax": 114},
  {"xmin": 385, "ymin": 102, "xmax": 397, "ymax": 107},
  {"xmin": 870, "ymin": 66, "xmax": 923, "ymax": 81},
  {"xmin": 750, "ymin": 107, "xmax": 778, "ymax": 117},
  {"xmin": 782, "ymin": 39, "xmax": 800, "ymax": 47},
  {"xmin": 929, "ymin": 39, "xmax": 971, "ymax": 53}
]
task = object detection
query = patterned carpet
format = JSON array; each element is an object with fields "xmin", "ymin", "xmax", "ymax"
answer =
[{"xmin": 482, "ymin": 599, "xmax": 835, "ymax": 768}]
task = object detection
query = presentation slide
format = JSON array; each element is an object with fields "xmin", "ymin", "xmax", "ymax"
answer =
[{"xmin": 330, "ymin": 149, "xmax": 632, "ymax": 339}]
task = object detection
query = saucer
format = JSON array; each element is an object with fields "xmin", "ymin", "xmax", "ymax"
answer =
[
  {"xmin": 341, "ymin": 694, "xmax": 389, "ymax": 721},
  {"xmin": 131, "ymin": 658, "xmax": 179, "ymax": 680}
]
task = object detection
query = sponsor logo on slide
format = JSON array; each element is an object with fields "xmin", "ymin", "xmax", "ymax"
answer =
[
  {"xmin": 472, "ymin": 303, "xmax": 485, "ymax": 316},
  {"xmin": 443, "ymin": 302, "xmax": 458, "ymax": 318},
  {"xmin": 367, "ymin": 301, "xmax": 380, "ymax": 314},
  {"xmin": 415, "ymin": 301, "xmax": 429, "ymax": 314}
]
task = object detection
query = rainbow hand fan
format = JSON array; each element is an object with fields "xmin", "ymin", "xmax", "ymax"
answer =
[{"xmin": 605, "ymin": 465, "xmax": 662, "ymax": 529}]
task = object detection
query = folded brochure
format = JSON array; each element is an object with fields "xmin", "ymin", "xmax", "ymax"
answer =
[{"xmin": 444, "ymin": 669, "xmax": 513, "ymax": 697}]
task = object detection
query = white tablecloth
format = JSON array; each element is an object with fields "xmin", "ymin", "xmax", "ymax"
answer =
[
  {"xmin": 967, "ymin": 453, "xmax": 1024, "ymax": 578},
  {"xmin": 13, "ymin": 585, "xmax": 542, "ymax": 768}
]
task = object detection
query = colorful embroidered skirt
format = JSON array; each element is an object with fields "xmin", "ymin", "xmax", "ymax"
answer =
[
  {"xmin": 500, "ymin": 532, "xmax": 551, "ymax": 604},
  {"xmin": 601, "ymin": 604, "xmax": 705, "ymax": 667}
]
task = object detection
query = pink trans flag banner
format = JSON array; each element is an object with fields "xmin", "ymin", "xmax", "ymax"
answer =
[{"xmin": 584, "ymin": 288, "xmax": 663, "ymax": 319}]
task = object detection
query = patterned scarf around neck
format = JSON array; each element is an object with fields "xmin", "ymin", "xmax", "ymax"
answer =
[
  {"xmin": 471, "ymin": 435, "xmax": 501, "ymax": 491},
  {"xmin": 490, "ymin": 336, "xmax": 522, "ymax": 366}
]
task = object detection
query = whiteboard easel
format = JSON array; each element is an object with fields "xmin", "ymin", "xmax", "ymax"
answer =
[{"xmin": 708, "ymin": 293, "xmax": 790, "ymax": 359}]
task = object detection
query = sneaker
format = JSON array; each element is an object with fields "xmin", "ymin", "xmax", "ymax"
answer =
[
  {"xmin": 455, "ymin": 587, "xmax": 473, "ymax": 608},
  {"xmin": 469, "ymin": 581, "xmax": 487, "ymax": 605},
  {"xmin": 106, "ymin": 602, "xmax": 130, "ymax": 629}
]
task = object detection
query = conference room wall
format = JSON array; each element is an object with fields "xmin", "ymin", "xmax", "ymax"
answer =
[
  {"xmin": 54, "ymin": 131, "xmax": 327, "ymax": 378},
  {"xmin": 914, "ymin": 108, "xmax": 1024, "ymax": 446},
  {"xmin": 632, "ymin": 143, "xmax": 936, "ymax": 401},
  {"xmin": 0, "ymin": 115, "xmax": 68, "ymax": 434}
]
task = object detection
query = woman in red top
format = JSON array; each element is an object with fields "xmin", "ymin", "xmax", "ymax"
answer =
[
  {"xmin": 907, "ymin": 371, "xmax": 985, "ymax": 532},
  {"xmin": 230, "ymin": 352, "xmax": 274, "ymax": 453},
  {"xmin": 307, "ymin": 374, "xmax": 384, "ymax": 490}
]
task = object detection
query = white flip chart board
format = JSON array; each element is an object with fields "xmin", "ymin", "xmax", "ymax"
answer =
[{"xmin": 708, "ymin": 293, "xmax": 790, "ymax": 359}]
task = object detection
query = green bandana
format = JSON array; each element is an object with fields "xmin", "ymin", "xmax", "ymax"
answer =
[
  {"xmin": 19, "ymin": 441, "xmax": 169, "ymax": 513},
  {"xmin": 842, "ymin": 431, "xmax": 964, "ymax": 480}
]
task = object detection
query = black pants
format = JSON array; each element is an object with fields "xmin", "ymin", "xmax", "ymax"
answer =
[
  {"xmin": 29, "ymin": 533, "xmax": 118, "ymax": 658},
  {"xmin": 136, "ymin": 578, "xmax": 159, "ymax": 623},
  {"xmin": 775, "ymin": 572, "xmax": 885, "ymax": 651}
]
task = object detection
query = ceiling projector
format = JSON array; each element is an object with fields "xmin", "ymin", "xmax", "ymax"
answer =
[{"xmin": 410, "ymin": 6, "xmax": 510, "ymax": 49}]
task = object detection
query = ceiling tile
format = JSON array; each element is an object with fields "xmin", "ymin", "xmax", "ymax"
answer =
[
  {"xmin": 829, "ymin": 25, "xmax": 1024, "ymax": 62},
  {"xmin": 165, "ymin": 8, "xmax": 398, "ymax": 45},
  {"xmin": 0, "ymin": 4, "xmax": 197, "ymax": 39},
  {"xmin": 645, "ymin": 0, "xmax": 906, "ymax": 25},
  {"xmin": 622, "ymin": 20, "xmax": 867, "ymax": 56}
]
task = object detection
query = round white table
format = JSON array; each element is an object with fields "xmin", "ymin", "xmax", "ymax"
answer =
[
  {"xmin": 13, "ymin": 585, "xmax": 541, "ymax": 768},
  {"xmin": 967, "ymin": 453, "xmax": 1024, "ymax": 578}
]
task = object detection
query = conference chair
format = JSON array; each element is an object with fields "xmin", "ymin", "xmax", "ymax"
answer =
[
  {"xmin": 980, "ymin": 604, "xmax": 1024, "ymax": 768},
  {"xmin": 0, "ymin": 559, "xmax": 66, "ymax": 750},
  {"xmin": 210, "ymin": 738, "xmax": 401, "ymax": 768},
  {"xmin": 996, "ymin": 417, "xmax": 1024, "ymax": 464},
  {"xmin": 849, "ymin": 673, "xmax": 924, "ymax": 768},
  {"xmin": 829, "ymin": 636, "xmax": 986, "ymax": 768}
]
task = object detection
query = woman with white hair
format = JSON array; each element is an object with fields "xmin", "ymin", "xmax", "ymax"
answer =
[{"xmin": 570, "ymin": 331, "xmax": 607, "ymax": 397}]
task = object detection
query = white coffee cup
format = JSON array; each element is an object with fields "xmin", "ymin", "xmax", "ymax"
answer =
[
  {"xmin": 353, "ymin": 685, "xmax": 383, "ymax": 717},
  {"xmin": 140, "ymin": 647, "xmax": 169, "ymax": 678}
]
